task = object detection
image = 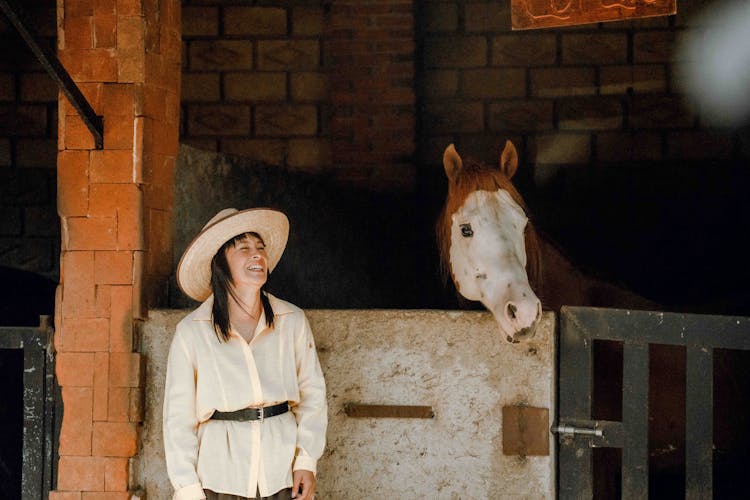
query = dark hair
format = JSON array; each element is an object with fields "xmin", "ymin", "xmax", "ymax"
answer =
[{"xmin": 210, "ymin": 231, "xmax": 275, "ymax": 342}]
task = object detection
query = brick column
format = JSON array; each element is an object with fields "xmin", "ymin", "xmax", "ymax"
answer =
[
  {"xmin": 327, "ymin": 0, "xmax": 416, "ymax": 190},
  {"xmin": 53, "ymin": 0, "xmax": 180, "ymax": 498}
]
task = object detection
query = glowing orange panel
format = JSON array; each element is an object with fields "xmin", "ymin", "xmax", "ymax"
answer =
[{"xmin": 511, "ymin": 0, "xmax": 677, "ymax": 30}]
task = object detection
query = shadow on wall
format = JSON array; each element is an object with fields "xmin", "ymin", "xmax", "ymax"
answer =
[
  {"xmin": 170, "ymin": 144, "xmax": 459, "ymax": 311},
  {"xmin": 0, "ymin": 266, "xmax": 56, "ymax": 327},
  {"xmin": 172, "ymin": 143, "xmax": 750, "ymax": 316}
]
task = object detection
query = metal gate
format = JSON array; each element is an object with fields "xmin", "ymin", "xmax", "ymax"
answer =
[
  {"xmin": 0, "ymin": 318, "xmax": 57, "ymax": 499},
  {"xmin": 556, "ymin": 306, "xmax": 750, "ymax": 500}
]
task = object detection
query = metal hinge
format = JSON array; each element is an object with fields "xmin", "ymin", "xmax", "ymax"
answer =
[{"xmin": 551, "ymin": 424, "xmax": 603, "ymax": 437}]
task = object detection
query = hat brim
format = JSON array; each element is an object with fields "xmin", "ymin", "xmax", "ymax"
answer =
[{"xmin": 177, "ymin": 208, "xmax": 289, "ymax": 302}]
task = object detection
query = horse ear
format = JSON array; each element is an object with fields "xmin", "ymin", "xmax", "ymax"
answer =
[
  {"xmin": 443, "ymin": 144, "xmax": 462, "ymax": 181},
  {"xmin": 499, "ymin": 140, "xmax": 519, "ymax": 179}
]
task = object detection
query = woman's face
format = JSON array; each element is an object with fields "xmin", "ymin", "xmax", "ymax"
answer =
[{"xmin": 224, "ymin": 234, "xmax": 268, "ymax": 290}]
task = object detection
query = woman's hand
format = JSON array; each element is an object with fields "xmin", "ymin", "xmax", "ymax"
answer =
[{"xmin": 291, "ymin": 469, "xmax": 316, "ymax": 500}]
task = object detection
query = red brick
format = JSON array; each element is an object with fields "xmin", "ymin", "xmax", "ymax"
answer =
[
  {"xmin": 423, "ymin": 37, "xmax": 486, "ymax": 69},
  {"xmin": 62, "ymin": 115, "xmax": 96, "ymax": 150},
  {"xmin": 93, "ymin": 352, "xmax": 109, "ymax": 420},
  {"xmin": 186, "ymin": 104, "xmax": 250, "ymax": 136},
  {"xmin": 82, "ymin": 492, "xmax": 130, "ymax": 500},
  {"xmin": 600, "ymin": 64, "xmax": 667, "ymax": 95},
  {"xmin": 60, "ymin": 83, "xmax": 103, "ymax": 116},
  {"xmin": 224, "ymin": 7, "xmax": 287, "ymax": 36},
  {"xmin": 67, "ymin": 317, "xmax": 110, "ymax": 351},
  {"xmin": 93, "ymin": 14, "xmax": 117, "ymax": 48},
  {"xmin": 292, "ymin": 6, "xmax": 324, "ymax": 36},
  {"xmin": 461, "ymin": 68, "xmax": 525, "ymax": 98},
  {"xmin": 117, "ymin": 0, "xmax": 142, "ymax": 17},
  {"xmin": 58, "ymin": 151, "xmax": 90, "ymax": 217},
  {"xmin": 95, "ymin": 284, "xmax": 112, "ymax": 317},
  {"xmin": 528, "ymin": 133, "xmax": 591, "ymax": 165},
  {"xmin": 558, "ymin": 97, "xmax": 623, "ymax": 130},
  {"xmin": 104, "ymin": 457, "xmax": 129, "ymax": 491},
  {"xmin": 116, "ymin": 186, "xmax": 144, "ymax": 250},
  {"xmin": 465, "ymin": 1, "xmax": 510, "ymax": 31},
  {"xmin": 92, "ymin": 421, "xmax": 138, "ymax": 457},
  {"xmin": 94, "ymin": 251, "xmax": 133, "ymax": 285},
  {"xmin": 633, "ymin": 30, "xmax": 677, "ymax": 64},
  {"xmin": 530, "ymin": 67, "xmax": 597, "ymax": 97},
  {"xmin": 188, "ymin": 40, "xmax": 253, "ymax": 71},
  {"xmin": 421, "ymin": 101, "xmax": 483, "ymax": 134},
  {"xmin": 257, "ymin": 40, "xmax": 320, "ymax": 71},
  {"xmin": 59, "ymin": 387, "xmax": 93, "ymax": 455},
  {"xmin": 492, "ymin": 34, "xmax": 556, "ymax": 66},
  {"xmin": 224, "ymin": 72, "xmax": 287, "ymax": 101},
  {"xmin": 561, "ymin": 33, "xmax": 627, "ymax": 65},
  {"xmin": 64, "ymin": 16, "xmax": 94, "ymax": 49},
  {"xmin": 107, "ymin": 386, "xmax": 130, "ymax": 422},
  {"xmin": 103, "ymin": 115, "xmax": 134, "ymax": 149},
  {"xmin": 255, "ymin": 104, "xmax": 317, "ymax": 136},
  {"xmin": 61, "ymin": 251, "xmax": 97, "ymax": 318},
  {"xmin": 630, "ymin": 94, "xmax": 695, "ymax": 129},
  {"xmin": 109, "ymin": 285, "xmax": 133, "ymax": 352},
  {"xmin": 49, "ymin": 492, "xmax": 82, "ymax": 500},
  {"xmin": 64, "ymin": 0, "xmax": 94, "ymax": 18},
  {"xmin": 91, "ymin": 150, "xmax": 133, "ymax": 183},
  {"xmin": 116, "ymin": 48, "xmax": 145, "ymax": 83},
  {"xmin": 109, "ymin": 352, "xmax": 142, "ymax": 388},
  {"xmin": 102, "ymin": 84, "xmax": 136, "ymax": 116},
  {"xmin": 57, "ymin": 456, "xmax": 105, "ymax": 491},
  {"xmin": 66, "ymin": 216, "xmax": 118, "ymax": 250},
  {"xmin": 116, "ymin": 16, "xmax": 144, "ymax": 51},
  {"xmin": 182, "ymin": 6, "xmax": 219, "ymax": 36},
  {"xmin": 89, "ymin": 183, "xmax": 122, "ymax": 216},
  {"xmin": 220, "ymin": 139, "xmax": 285, "ymax": 165},
  {"xmin": 489, "ymin": 100, "xmax": 554, "ymax": 132},
  {"xmin": 57, "ymin": 352, "xmax": 95, "ymax": 386}
]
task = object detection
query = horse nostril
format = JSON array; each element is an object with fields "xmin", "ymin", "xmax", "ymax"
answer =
[{"xmin": 506, "ymin": 302, "xmax": 518, "ymax": 320}]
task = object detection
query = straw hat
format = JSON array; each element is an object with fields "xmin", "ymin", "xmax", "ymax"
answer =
[{"xmin": 177, "ymin": 208, "xmax": 289, "ymax": 302}]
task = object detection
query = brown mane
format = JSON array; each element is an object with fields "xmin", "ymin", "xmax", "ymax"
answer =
[{"xmin": 436, "ymin": 157, "xmax": 542, "ymax": 295}]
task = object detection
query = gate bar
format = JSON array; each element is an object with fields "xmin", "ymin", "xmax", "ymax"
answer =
[
  {"xmin": 0, "ymin": 0, "xmax": 104, "ymax": 149},
  {"xmin": 622, "ymin": 342, "xmax": 649, "ymax": 499},
  {"xmin": 685, "ymin": 346, "xmax": 713, "ymax": 500}
]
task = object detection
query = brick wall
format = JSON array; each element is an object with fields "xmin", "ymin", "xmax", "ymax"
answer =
[
  {"xmin": 52, "ymin": 0, "xmax": 181, "ymax": 498},
  {"xmin": 418, "ymin": 1, "xmax": 743, "ymax": 169},
  {"xmin": 0, "ymin": 0, "xmax": 60, "ymax": 280},
  {"xmin": 181, "ymin": 1, "xmax": 330, "ymax": 170},
  {"xmin": 180, "ymin": 0, "xmax": 418, "ymax": 190}
]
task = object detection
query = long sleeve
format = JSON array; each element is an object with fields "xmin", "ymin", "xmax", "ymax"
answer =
[
  {"xmin": 163, "ymin": 330, "xmax": 206, "ymax": 500},
  {"xmin": 291, "ymin": 313, "xmax": 328, "ymax": 474}
]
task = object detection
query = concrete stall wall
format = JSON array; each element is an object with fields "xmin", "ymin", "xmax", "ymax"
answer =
[{"xmin": 138, "ymin": 309, "xmax": 556, "ymax": 499}]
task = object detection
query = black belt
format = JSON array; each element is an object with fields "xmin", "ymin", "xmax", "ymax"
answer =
[{"xmin": 210, "ymin": 402, "xmax": 290, "ymax": 422}]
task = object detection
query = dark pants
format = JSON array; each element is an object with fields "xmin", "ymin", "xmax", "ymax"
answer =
[{"xmin": 204, "ymin": 488, "xmax": 293, "ymax": 500}]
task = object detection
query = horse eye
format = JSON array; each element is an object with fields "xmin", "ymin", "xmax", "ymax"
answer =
[{"xmin": 460, "ymin": 223, "xmax": 474, "ymax": 237}]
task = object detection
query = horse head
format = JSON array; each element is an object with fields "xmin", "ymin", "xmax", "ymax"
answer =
[{"xmin": 438, "ymin": 140, "xmax": 542, "ymax": 343}]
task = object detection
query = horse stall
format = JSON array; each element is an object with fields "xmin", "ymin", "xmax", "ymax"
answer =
[{"xmin": 136, "ymin": 309, "xmax": 556, "ymax": 499}]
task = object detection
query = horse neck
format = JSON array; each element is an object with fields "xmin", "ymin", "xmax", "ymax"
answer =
[{"xmin": 534, "ymin": 230, "xmax": 657, "ymax": 311}]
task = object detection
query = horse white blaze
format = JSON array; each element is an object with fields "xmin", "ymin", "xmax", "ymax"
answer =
[{"xmin": 449, "ymin": 189, "xmax": 541, "ymax": 342}]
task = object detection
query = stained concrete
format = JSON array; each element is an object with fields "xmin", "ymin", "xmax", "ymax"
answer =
[{"xmin": 136, "ymin": 309, "xmax": 556, "ymax": 499}]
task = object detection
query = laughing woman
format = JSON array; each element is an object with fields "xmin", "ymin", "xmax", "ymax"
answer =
[{"xmin": 163, "ymin": 208, "xmax": 327, "ymax": 500}]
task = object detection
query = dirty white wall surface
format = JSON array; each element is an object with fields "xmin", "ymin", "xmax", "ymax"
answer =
[{"xmin": 137, "ymin": 309, "xmax": 556, "ymax": 499}]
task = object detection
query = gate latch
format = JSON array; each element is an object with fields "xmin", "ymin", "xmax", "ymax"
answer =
[{"xmin": 551, "ymin": 424, "xmax": 603, "ymax": 437}]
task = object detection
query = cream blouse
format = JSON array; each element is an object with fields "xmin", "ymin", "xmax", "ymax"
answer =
[{"xmin": 163, "ymin": 293, "xmax": 327, "ymax": 500}]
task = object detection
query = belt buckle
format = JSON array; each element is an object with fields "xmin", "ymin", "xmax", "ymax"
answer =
[{"xmin": 257, "ymin": 406, "xmax": 264, "ymax": 422}]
